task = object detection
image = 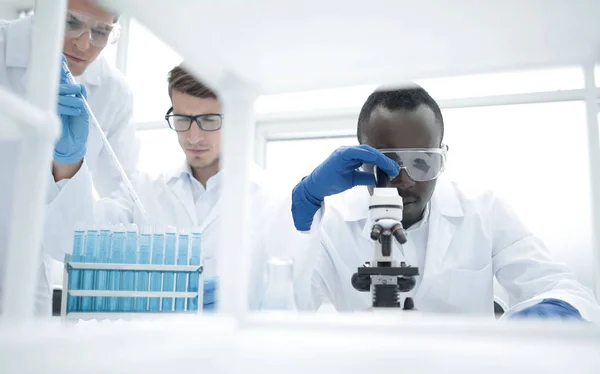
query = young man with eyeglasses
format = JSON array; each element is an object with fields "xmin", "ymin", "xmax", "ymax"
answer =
[
  {"xmin": 291, "ymin": 85, "xmax": 600, "ymax": 323},
  {"xmin": 46, "ymin": 64, "xmax": 308, "ymax": 311},
  {"xmin": 0, "ymin": 0, "xmax": 140, "ymax": 316}
]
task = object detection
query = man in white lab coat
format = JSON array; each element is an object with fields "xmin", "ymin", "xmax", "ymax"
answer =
[
  {"xmin": 0, "ymin": 0, "xmax": 139, "ymax": 196},
  {"xmin": 291, "ymin": 85, "xmax": 600, "ymax": 323},
  {"xmin": 47, "ymin": 64, "xmax": 304, "ymax": 310},
  {"xmin": 0, "ymin": 0, "xmax": 139, "ymax": 316}
]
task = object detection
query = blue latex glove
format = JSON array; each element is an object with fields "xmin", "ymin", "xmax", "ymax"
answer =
[
  {"xmin": 203, "ymin": 277, "xmax": 218, "ymax": 311},
  {"xmin": 511, "ymin": 298, "xmax": 584, "ymax": 320},
  {"xmin": 54, "ymin": 55, "xmax": 89, "ymax": 164},
  {"xmin": 291, "ymin": 144, "xmax": 400, "ymax": 231}
]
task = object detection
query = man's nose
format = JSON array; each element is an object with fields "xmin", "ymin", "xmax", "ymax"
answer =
[
  {"xmin": 186, "ymin": 123, "xmax": 205, "ymax": 143},
  {"xmin": 74, "ymin": 30, "xmax": 91, "ymax": 51},
  {"xmin": 391, "ymin": 169, "xmax": 416, "ymax": 189}
]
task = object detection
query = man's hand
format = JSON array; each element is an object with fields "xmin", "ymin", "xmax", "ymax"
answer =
[
  {"xmin": 291, "ymin": 145, "xmax": 400, "ymax": 231},
  {"xmin": 52, "ymin": 55, "xmax": 89, "ymax": 181},
  {"xmin": 511, "ymin": 299, "xmax": 585, "ymax": 321}
]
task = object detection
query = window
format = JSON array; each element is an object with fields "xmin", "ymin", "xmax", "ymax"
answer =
[
  {"xmin": 441, "ymin": 101, "xmax": 593, "ymax": 286},
  {"xmin": 127, "ymin": 19, "xmax": 182, "ymax": 123},
  {"xmin": 265, "ymin": 136, "xmax": 357, "ymax": 188}
]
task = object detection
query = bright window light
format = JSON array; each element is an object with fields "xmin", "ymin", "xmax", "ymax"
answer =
[
  {"xmin": 127, "ymin": 19, "xmax": 182, "ymax": 123},
  {"xmin": 265, "ymin": 136, "xmax": 358, "ymax": 189},
  {"xmin": 441, "ymin": 101, "xmax": 593, "ymax": 288}
]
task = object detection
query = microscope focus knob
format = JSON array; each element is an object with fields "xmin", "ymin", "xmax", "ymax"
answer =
[
  {"xmin": 397, "ymin": 276, "xmax": 416, "ymax": 292},
  {"xmin": 351, "ymin": 272, "xmax": 371, "ymax": 292}
]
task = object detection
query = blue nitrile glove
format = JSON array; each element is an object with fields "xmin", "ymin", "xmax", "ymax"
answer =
[
  {"xmin": 291, "ymin": 144, "xmax": 400, "ymax": 231},
  {"xmin": 54, "ymin": 55, "xmax": 89, "ymax": 164},
  {"xmin": 511, "ymin": 299, "xmax": 584, "ymax": 320},
  {"xmin": 203, "ymin": 277, "xmax": 218, "ymax": 311}
]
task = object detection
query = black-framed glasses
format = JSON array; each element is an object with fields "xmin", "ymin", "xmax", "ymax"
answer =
[{"xmin": 165, "ymin": 107, "xmax": 223, "ymax": 132}]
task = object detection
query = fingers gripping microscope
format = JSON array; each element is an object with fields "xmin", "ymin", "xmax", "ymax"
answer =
[{"xmin": 351, "ymin": 166, "xmax": 419, "ymax": 310}]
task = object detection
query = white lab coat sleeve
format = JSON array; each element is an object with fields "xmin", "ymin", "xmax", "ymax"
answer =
[
  {"xmin": 308, "ymin": 235, "xmax": 335, "ymax": 311},
  {"xmin": 42, "ymin": 163, "xmax": 139, "ymax": 261},
  {"xmin": 42, "ymin": 162, "xmax": 95, "ymax": 261},
  {"xmin": 491, "ymin": 197, "xmax": 600, "ymax": 324},
  {"xmin": 91, "ymin": 85, "xmax": 140, "ymax": 198},
  {"xmin": 302, "ymin": 203, "xmax": 343, "ymax": 311}
]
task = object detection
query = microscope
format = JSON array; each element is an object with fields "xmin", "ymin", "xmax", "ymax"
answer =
[{"xmin": 351, "ymin": 166, "xmax": 419, "ymax": 310}]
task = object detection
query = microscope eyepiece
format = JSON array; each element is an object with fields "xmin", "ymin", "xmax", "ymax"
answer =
[{"xmin": 374, "ymin": 166, "xmax": 393, "ymax": 188}]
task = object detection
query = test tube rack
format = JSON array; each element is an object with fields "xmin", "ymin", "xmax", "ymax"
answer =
[{"xmin": 60, "ymin": 254, "xmax": 204, "ymax": 323}]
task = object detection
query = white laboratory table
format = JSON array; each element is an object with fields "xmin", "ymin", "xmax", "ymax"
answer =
[{"xmin": 1, "ymin": 312, "xmax": 599, "ymax": 373}]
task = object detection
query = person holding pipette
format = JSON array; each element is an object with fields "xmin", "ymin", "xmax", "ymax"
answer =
[
  {"xmin": 0, "ymin": 0, "xmax": 139, "ymax": 316},
  {"xmin": 0, "ymin": 0, "xmax": 139, "ymax": 197},
  {"xmin": 47, "ymin": 63, "xmax": 317, "ymax": 311}
]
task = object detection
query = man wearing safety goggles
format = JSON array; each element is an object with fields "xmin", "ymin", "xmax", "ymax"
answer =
[
  {"xmin": 0, "ymin": 0, "xmax": 137, "ymax": 197},
  {"xmin": 292, "ymin": 85, "xmax": 600, "ymax": 324},
  {"xmin": 0, "ymin": 0, "xmax": 138, "ymax": 316}
]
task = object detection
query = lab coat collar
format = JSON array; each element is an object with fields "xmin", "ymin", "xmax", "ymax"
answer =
[
  {"xmin": 5, "ymin": 16, "xmax": 32, "ymax": 68},
  {"xmin": 174, "ymin": 162, "xmax": 221, "ymax": 191},
  {"xmin": 165, "ymin": 161, "xmax": 264, "ymax": 188},
  {"xmin": 165, "ymin": 161, "xmax": 266, "ymax": 229},
  {"xmin": 340, "ymin": 176, "xmax": 464, "ymax": 222}
]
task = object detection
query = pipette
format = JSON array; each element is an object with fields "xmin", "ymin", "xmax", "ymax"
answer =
[{"xmin": 62, "ymin": 61, "xmax": 148, "ymax": 222}]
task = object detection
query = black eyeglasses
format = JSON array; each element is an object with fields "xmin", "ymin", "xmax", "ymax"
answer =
[{"xmin": 165, "ymin": 107, "xmax": 223, "ymax": 132}]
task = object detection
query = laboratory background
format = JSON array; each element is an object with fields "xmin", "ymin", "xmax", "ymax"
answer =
[
  {"xmin": 9, "ymin": 3, "xmax": 595, "ymax": 311},
  {"xmin": 1, "ymin": 0, "xmax": 600, "ymax": 372}
]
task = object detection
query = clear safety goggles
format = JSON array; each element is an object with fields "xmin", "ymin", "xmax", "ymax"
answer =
[
  {"xmin": 364, "ymin": 145, "xmax": 448, "ymax": 182},
  {"xmin": 64, "ymin": 10, "xmax": 120, "ymax": 48}
]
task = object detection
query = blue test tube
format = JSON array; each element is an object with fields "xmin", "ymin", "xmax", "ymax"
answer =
[
  {"xmin": 187, "ymin": 229, "xmax": 202, "ymax": 311},
  {"xmin": 121, "ymin": 224, "xmax": 138, "ymax": 312},
  {"xmin": 135, "ymin": 225, "xmax": 152, "ymax": 312},
  {"xmin": 94, "ymin": 228, "xmax": 112, "ymax": 311},
  {"xmin": 175, "ymin": 229, "xmax": 190, "ymax": 312},
  {"xmin": 81, "ymin": 227, "xmax": 98, "ymax": 312},
  {"xmin": 149, "ymin": 226, "xmax": 165, "ymax": 312},
  {"xmin": 67, "ymin": 226, "xmax": 85, "ymax": 313},
  {"xmin": 108, "ymin": 225, "xmax": 125, "ymax": 312},
  {"xmin": 161, "ymin": 226, "xmax": 177, "ymax": 312}
]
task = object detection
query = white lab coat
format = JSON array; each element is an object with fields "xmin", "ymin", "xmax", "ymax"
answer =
[
  {"xmin": 0, "ymin": 16, "xmax": 138, "ymax": 315},
  {"xmin": 0, "ymin": 16, "xmax": 140, "ymax": 197},
  {"xmin": 311, "ymin": 178, "xmax": 600, "ymax": 324},
  {"xmin": 43, "ymin": 162, "xmax": 311, "ymax": 310}
]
